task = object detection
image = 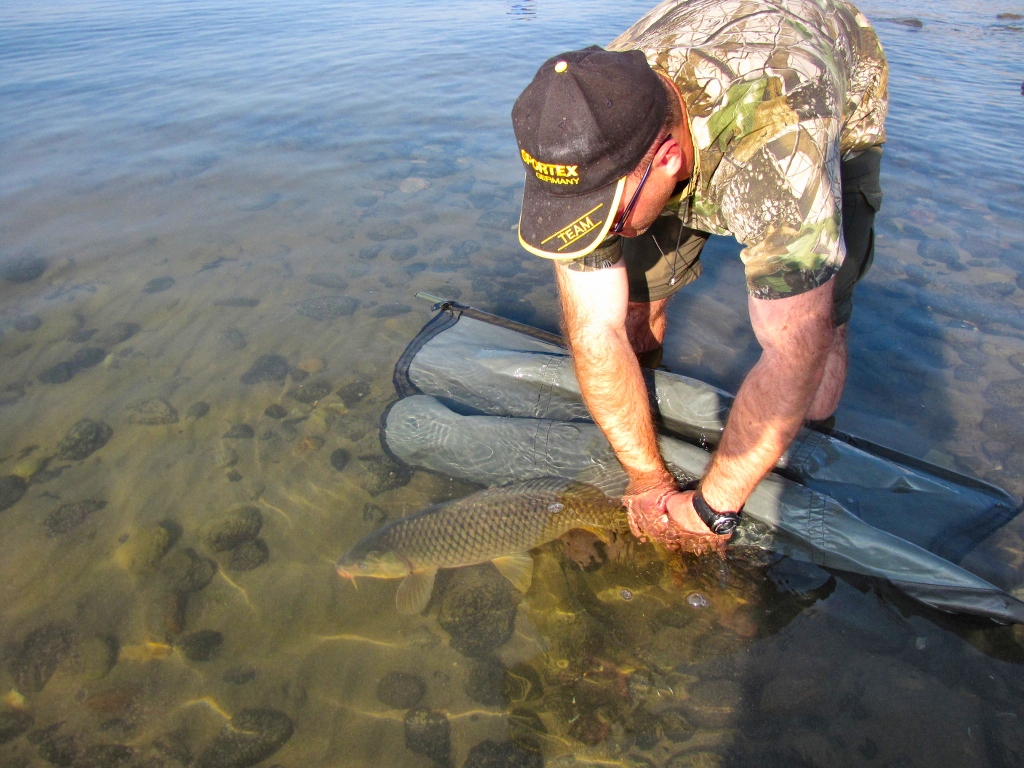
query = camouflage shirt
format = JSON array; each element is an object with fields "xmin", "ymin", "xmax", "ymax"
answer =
[{"xmin": 606, "ymin": 0, "xmax": 888, "ymax": 298}]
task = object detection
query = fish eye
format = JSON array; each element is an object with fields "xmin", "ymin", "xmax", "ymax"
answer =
[{"xmin": 357, "ymin": 562, "xmax": 367, "ymax": 570}]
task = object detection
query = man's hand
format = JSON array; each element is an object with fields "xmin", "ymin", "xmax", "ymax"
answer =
[{"xmin": 623, "ymin": 485, "xmax": 729, "ymax": 554}]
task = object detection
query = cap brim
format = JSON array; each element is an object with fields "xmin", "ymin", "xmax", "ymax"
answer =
[{"xmin": 517, "ymin": 173, "xmax": 625, "ymax": 260}]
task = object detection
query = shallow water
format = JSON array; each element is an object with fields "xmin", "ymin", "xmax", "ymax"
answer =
[{"xmin": 2, "ymin": 0, "xmax": 1024, "ymax": 766}]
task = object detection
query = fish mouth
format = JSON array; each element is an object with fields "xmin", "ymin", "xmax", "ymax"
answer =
[{"xmin": 335, "ymin": 566, "xmax": 359, "ymax": 589}]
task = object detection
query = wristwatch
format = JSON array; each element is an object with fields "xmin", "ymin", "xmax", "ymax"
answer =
[{"xmin": 692, "ymin": 489, "xmax": 741, "ymax": 535}]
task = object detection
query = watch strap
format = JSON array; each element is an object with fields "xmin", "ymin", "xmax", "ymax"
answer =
[{"xmin": 692, "ymin": 489, "xmax": 741, "ymax": 536}]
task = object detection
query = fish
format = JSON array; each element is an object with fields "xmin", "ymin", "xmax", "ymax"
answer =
[{"xmin": 335, "ymin": 478, "xmax": 628, "ymax": 614}]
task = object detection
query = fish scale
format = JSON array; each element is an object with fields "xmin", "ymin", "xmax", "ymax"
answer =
[{"xmin": 342, "ymin": 478, "xmax": 626, "ymax": 572}]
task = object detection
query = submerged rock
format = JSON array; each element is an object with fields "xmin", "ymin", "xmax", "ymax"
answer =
[
  {"xmin": 187, "ymin": 401, "xmax": 211, "ymax": 419},
  {"xmin": 463, "ymin": 739, "xmax": 543, "ymax": 768},
  {"xmin": 264, "ymin": 404, "xmax": 287, "ymax": 419},
  {"xmin": 14, "ymin": 315, "xmax": 42, "ymax": 332},
  {"xmin": 337, "ymin": 380, "xmax": 371, "ymax": 407},
  {"xmin": 0, "ymin": 709, "xmax": 34, "ymax": 744},
  {"xmin": 220, "ymin": 327, "xmax": 247, "ymax": 351},
  {"xmin": 68, "ymin": 328, "xmax": 97, "ymax": 343},
  {"xmin": 437, "ymin": 566, "xmax": 517, "ymax": 657},
  {"xmin": 0, "ymin": 474, "xmax": 28, "ymax": 512},
  {"xmin": 39, "ymin": 361, "xmax": 78, "ymax": 384},
  {"xmin": 295, "ymin": 296, "xmax": 359, "ymax": 320},
  {"xmin": 56, "ymin": 419, "xmax": 113, "ymax": 460},
  {"xmin": 95, "ymin": 322, "xmax": 139, "ymax": 345},
  {"xmin": 465, "ymin": 658, "xmax": 506, "ymax": 706},
  {"xmin": 228, "ymin": 539, "xmax": 269, "ymax": 571},
  {"xmin": 307, "ymin": 273, "xmax": 349, "ymax": 290},
  {"xmin": 367, "ymin": 223, "xmax": 418, "ymax": 241},
  {"xmin": 359, "ymin": 454, "xmax": 413, "ymax": 495},
  {"xmin": 223, "ymin": 666, "xmax": 257, "ymax": 685},
  {"xmin": 240, "ymin": 355, "xmax": 289, "ymax": 385},
  {"xmin": 72, "ymin": 347, "xmax": 106, "ymax": 369},
  {"xmin": 162, "ymin": 547, "xmax": 217, "ymax": 593},
  {"xmin": 0, "ymin": 255, "xmax": 47, "ymax": 283},
  {"xmin": 72, "ymin": 744, "xmax": 134, "ymax": 768},
  {"xmin": 403, "ymin": 708, "xmax": 451, "ymax": 767},
  {"xmin": 114, "ymin": 523, "xmax": 173, "ymax": 572},
  {"xmin": 143, "ymin": 276, "xmax": 175, "ymax": 294},
  {"xmin": 372, "ymin": 303, "xmax": 412, "ymax": 318},
  {"xmin": 329, "ymin": 448, "xmax": 350, "ymax": 472},
  {"xmin": 196, "ymin": 709, "xmax": 293, "ymax": 768},
  {"xmin": 9, "ymin": 623, "xmax": 75, "ymax": 692},
  {"xmin": 206, "ymin": 507, "xmax": 262, "ymax": 552},
  {"xmin": 127, "ymin": 397, "xmax": 179, "ymax": 425},
  {"xmin": 223, "ymin": 424, "xmax": 255, "ymax": 439},
  {"xmin": 45, "ymin": 500, "xmax": 106, "ymax": 536},
  {"xmin": 376, "ymin": 671, "xmax": 426, "ymax": 709},
  {"xmin": 33, "ymin": 726, "xmax": 77, "ymax": 766},
  {"xmin": 986, "ymin": 379, "xmax": 1024, "ymax": 410},
  {"xmin": 287, "ymin": 379, "xmax": 333, "ymax": 404},
  {"xmin": 0, "ymin": 384, "xmax": 25, "ymax": 407},
  {"xmin": 179, "ymin": 630, "xmax": 224, "ymax": 662}
]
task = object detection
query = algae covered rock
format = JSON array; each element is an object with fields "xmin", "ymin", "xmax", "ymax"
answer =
[
  {"xmin": 463, "ymin": 739, "xmax": 543, "ymax": 768},
  {"xmin": 179, "ymin": 630, "xmax": 224, "ymax": 662},
  {"xmin": 44, "ymin": 499, "xmax": 106, "ymax": 536},
  {"xmin": 0, "ymin": 709, "xmax": 34, "ymax": 744},
  {"xmin": 403, "ymin": 707, "xmax": 451, "ymax": 767},
  {"xmin": 56, "ymin": 418, "xmax": 113, "ymax": 460},
  {"xmin": 240, "ymin": 354, "xmax": 290, "ymax": 385},
  {"xmin": 205, "ymin": 507, "xmax": 262, "ymax": 552},
  {"xmin": 228, "ymin": 539, "xmax": 269, "ymax": 572},
  {"xmin": 162, "ymin": 547, "xmax": 217, "ymax": 594},
  {"xmin": 0, "ymin": 474, "xmax": 27, "ymax": 512},
  {"xmin": 127, "ymin": 397, "xmax": 179, "ymax": 425},
  {"xmin": 196, "ymin": 708, "xmax": 294, "ymax": 768},
  {"xmin": 437, "ymin": 566, "xmax": 517, "ymax": 658},
  {"xmin": 376, "ymin": 671, "xmax": 426, "ymax": 709},
  {"xmin": 9, "ymin": 622, "xmax": 75, "ymax": 692}
]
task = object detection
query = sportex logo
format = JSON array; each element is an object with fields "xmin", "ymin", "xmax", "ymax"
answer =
[{"xmin": 520, "ymin": 149, "xmax": 579, "ymax": 185}]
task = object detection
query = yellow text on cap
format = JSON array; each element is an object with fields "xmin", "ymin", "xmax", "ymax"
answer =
[{"xmin": 554, "ymin": 61, "xmax": 568, "ymax": 73}]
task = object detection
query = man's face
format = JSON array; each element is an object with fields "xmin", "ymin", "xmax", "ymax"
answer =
[{"xmin": 613, "ymin": 138, "xmax": 682, "ymax": 237}]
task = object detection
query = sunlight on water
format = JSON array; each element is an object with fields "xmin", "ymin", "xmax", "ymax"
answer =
[{"xmin": 1, "ymin": 0, "xmax": 1024, "ymax": 765}]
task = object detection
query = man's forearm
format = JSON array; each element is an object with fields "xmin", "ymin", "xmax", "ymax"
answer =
[{"xmin": 699, "ymin": 283, "xmax": 836, "ymax": 513}]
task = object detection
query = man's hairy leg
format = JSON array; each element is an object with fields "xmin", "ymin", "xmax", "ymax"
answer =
[
  {"xmin": 625, "ymin": 299, "xmax": 668, "ymax": 354},
  {"xmin": 806, "ymin": 323, "xmax": 847, "ymax": 421}
]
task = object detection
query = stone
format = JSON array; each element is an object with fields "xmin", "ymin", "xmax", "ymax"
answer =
[
  {"xmin": 240, "ymin": 355, "xmax": 289, "ymax": 385},
  {"xmin": 0, "ymin": 255, "xmax": 47, "ymax": 283},
  {"xmin": 72, "ymin": 347, "xmax": 105, "ymax": 369},
  {"xmin": 501, "ymin": 664, "xmax": 543, "ymax": 705},
  {"xmin": 403, "ymin": 708, "xmax": 451, "ymax": 767},
  {"xmin": 229, "ymin": 539, "xmax": 269, "ymax": 571},
  {"xmin": 223, "ymin": 424, "xmax": 255, "ymax": 439},
  {"xmin": 359, "ymin": 454, "xmax": 413, "ymax": 495},
  {"xmin": 95, "ymin": 322, "xmax": 139, "ymax": 345},
  {"xmin": 68, "ymin": 328, "xmax": 97, "ymax": 343},
  {"xmin": 56, "ymin": 419, "xmax": 113, "ymax": 460},
  {"xmin": 437, "ymin": 566, "xmax": 517, "ymax": 657},
  {"xmin": 287, "ymin": 379, "xmax": 333, "ymax": 404},
  {"xmin": 354, "ymin": 194, "xmax": 379, "ymax": 206},
  {"xmin": 337, "ymin": 380, "xmax": 371, "ymax": 407},
  {"xmin": 72, "ymin": 744, "xmax": 134, "ymax": 768},
  {"xmin": 463, "ymin": 740, "xmax": 542, "ymax": 768},
  {"xmin": 206, "ymin": 507, "xmax": 262, "ymax": 551},
  {"xmin": 389, "ymin": 244, "xmax": 418, "ymax": 262},
  {"xmin": 358, "ymin": 245, "xmax": 382, "ymax": 260},
  {"xmin": 367, "ymin": 223, "xmax": 418, "ymax": 241},
  {"xmin": 128, "ymin": 397, "xmax": 178, "ymax": 425},
  {"xmin": 264, "ymin": 403, "xmax": 287, "ymax": 419},
  {"xmin": 162, "ymin": 547, "xmax": 217, "ymax": 593},
  {"xmin": 34, "ymin": 726, "xmax": 77, "ymax": 766},
  {"xmin": 569, "ymin": 713, "xmax": 610, "ymax": 746},
  {"xmin": 295, "ymin": 295, "xmax": 359, "ymax": 320},
  {"xmin": 307, "ymin": 273, "xmax": 349, "ymax": 290},
  {"xmin": 400, "ymin": 177, "xmax": 430, "ymax": 193},
  {"xmin": 376, "ymin": 671, "xmax": 427, "ymax": 709},
  {"xmin": 226, "ymin": 469, "xmax": 243, "ymax": 482},
  {"xmin": 465, "ymin": 658, "xmax": 506, "ymax": 706},
  {"xmin": 0, "ymin": 384, "xmax": 25, "ymax": 406},
  {"xmin": 223, "ymin": 666, "xmax": 257, "ymax": 685},
  {"xmin": 187, "ymin": 401, "xmax": 210, "ymax": 419},
  {"xmin": 9, "ymin": 623, "xmax": 75, "ymax": 692},
  {"xmin": 658, "ymin": 709, "xmax": 695, "ymax": 742},
  {"xmin": 372, "ymin": 303, "xmax": 412, "ymax": 318},
  {"xmin": 39, "ymin": 361, "xmax": 78, "ymax": 384},
  {"xmin": 345, "ymin": 262, "xmax": 371, "ymax": 278},
  {"xmin": 477, "ymin": 210, "xmax": 518, "ymax": 231},
  {"xmin": 114, "ymin": 524, "xmax": 172, "ymax": 572},
  {"xmin": 214, "ymin": 297, "xmax": 259, "ymax": 307},
  {"xmin": 75, "ymin": 636, "xmax": 119, "ymax": 681},
  {"xmin": 981, "ymin": 408, "xmax": 1024, "ymax": 442},
  {"xmin": 13, "ymin": 315, "xmax": 42, "ymax": 332},
  {"xmin": 0, "ymin": 474, "xmax": 28, "ymax": 512},
  {"xmin": 45, "ymin": 500, "xmax": 106, "ymax": 536},
  {"xmin": 289, "ymin": 368, "xmax": 309, "ymax": 382},
  {"xmin": 196, "ymin": 709, "xmax": 294, "ymax": 768},
  {"xmin": 987, "ymin": 379, "xmax": 1024, "ymax": 409},
  {"xmin": 0, "ymin": 709, "xmax": 33, "ymax": 744},
  {"xmin": 330, "ymin": 448, "xmax": 350, "ymax": 472},
  {"xmin": 665, "ymin": 752, "xmax": 724, "ymax": 768},
  {"xmin": 216, "ymin": 443, "xmax": 239, "ymax": 469},
  {"xmin": 890, "ymin": 16, "xmax": 924, "ymax": 28},
  {"xmin": 179, "ymin": 630, "xmax": 223, "ymax": 661},
  {"xmin": 297, "ymin": 357, "xmax": 325, "ymax": 373},
  {"xmin": 143, "ymin": 276, "xmax": 175, "ymax": 293},
  {"xmin": 220, "ymin": 327, "xmax": 246, "ymax": 351}
]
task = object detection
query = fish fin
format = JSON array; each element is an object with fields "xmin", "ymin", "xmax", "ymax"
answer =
[
  {"xmin": 493, "ymin": 553, "xmax": 534, "ymax": 593},
  {"xmin": 395, "ymin": 568, "xmax": 437, "ymax": 615}
]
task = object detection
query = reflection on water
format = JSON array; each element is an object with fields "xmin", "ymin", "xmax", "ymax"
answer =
[{"xmin": 1, "ymin": 0, "xmax": 1024, "ymax": 765}]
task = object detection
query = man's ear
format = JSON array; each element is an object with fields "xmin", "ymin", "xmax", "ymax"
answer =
[{"xmin": 659, "ymin": 138, "xmax": 684, "ymax": 177}]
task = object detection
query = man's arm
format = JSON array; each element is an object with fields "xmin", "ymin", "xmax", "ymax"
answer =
[
  {"xmin": 690, "ymin": 279, "xmax": 836, "ymax": 514},
  {"xmin": 554, "ymin": 260, "xmax": 673, "ymax": 492}
]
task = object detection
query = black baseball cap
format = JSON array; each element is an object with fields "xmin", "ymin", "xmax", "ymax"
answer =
[{"xmin": 512, "ymin": 46, "xmax": 667, "ymax": 259}]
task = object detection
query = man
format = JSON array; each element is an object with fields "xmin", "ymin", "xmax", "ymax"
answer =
[{"xmin": 511, "ymin": 0, "xmax": 887, "ymax": 547}]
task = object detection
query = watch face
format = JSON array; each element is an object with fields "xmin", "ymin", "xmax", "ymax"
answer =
[{"xmin": 710, "ymin": 514, "xmax": 740, "ymax": 535}]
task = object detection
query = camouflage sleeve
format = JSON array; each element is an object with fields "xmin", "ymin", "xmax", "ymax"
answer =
[
  {"xmin": 718, "ymin": 119, "xmax": 845, "ymax": 300},
  {"xmin": 565, "ymin": 235, "xmax": 623, "ymax": 272}
]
